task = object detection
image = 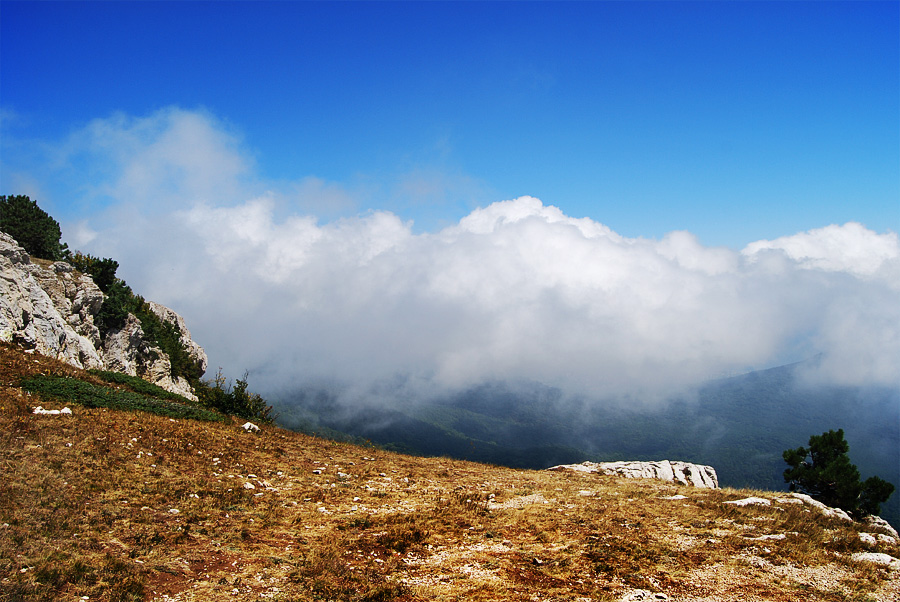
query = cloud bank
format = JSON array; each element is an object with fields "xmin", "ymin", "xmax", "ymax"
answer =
[{"xmin": 21, "ymin": 108, "xmax": 900, "ymax": 403}]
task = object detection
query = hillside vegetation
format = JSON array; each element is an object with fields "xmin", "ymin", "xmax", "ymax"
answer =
[{"xmin": 1, "ymin": 342, "xmax": 898, "ymax": 602}]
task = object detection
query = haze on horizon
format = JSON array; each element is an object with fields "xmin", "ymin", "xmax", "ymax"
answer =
[{"xmin": 1, "ymin": 2, "xmax": 897, "ymax": 405}]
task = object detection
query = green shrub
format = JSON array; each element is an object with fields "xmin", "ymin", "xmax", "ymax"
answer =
[
  {"xmin": 88, "ymin": 369, "xmax": 195, "ymax": 403},
  {"xmin": 0, "ymin": 194, "xmax": 68, "ymax": 260},
  {"xmin": 21, "ymin": 374, "xmax": 225, "ymax": 422}
]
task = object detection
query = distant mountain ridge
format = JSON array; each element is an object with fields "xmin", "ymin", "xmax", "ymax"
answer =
[{"xmin": 273, "ymin": 360, "xmax": 900, "ymax": 529}]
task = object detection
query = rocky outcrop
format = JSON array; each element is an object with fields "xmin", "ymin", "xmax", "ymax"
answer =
[
  {"xmin": 0, "ymin": 232, "xmax": 104, "ymax": 369},
  {"xmin": 147, "ymin": 301, "xmax": 208, "ymax": 377},
  {"xmin": 0, "ymin": 231, "xmax": 206, "ymax": 399},
  {"xmin": 548, "ymin": 460, "xmax": 719, "ymax": 488},
  {"xmin": 101, "ymin": 313, "xmax": 202, "ymax": 401}
]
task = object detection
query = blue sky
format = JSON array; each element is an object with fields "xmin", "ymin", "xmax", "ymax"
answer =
[
  {"xmin": 1, "ymin": 2, "xmax": 898, "ymax": 398},
  {"xmin": 2, "ymin": 1, "xmax": 897, "ymax": 245}
]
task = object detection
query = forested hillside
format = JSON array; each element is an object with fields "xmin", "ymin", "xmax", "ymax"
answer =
[{"xmin": 274, "ymin": 360, "xmax": 900, "ymax": 529}]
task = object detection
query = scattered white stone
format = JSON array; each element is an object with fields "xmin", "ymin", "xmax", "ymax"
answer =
[
  {"xmin": 620, "ymin": 590, "xmax": 668, "ymax": 601},
  {"xmin": 851, "ymin": 552, "xmax": 900, "ymax": 567},
  {"xmin": 243, "ymin": 482, "xmax": 256, "ymax": 490},
  {"xmin": 168, "ymin": 509, "xmax": 180, "ymax": 514},
  {"xmin": 32, "ymin": 406, "xmax": 73, "ymax": 415},
  {"xmin": 860, "ymin": 532, "xmax": 878, "ymax": 546},
  {"xmin": 661, "ymin": 495, "xmax": 687, "ymax": 500},
  {"xmin": 746, "ymin": 533, "xmax": 787, "ymax": 541},
  {"xmin": 724, "ymin": 497, "xmax": 771, "ymax": 507},
  {"xmin": 242, "ymin": 422, "xmax": 260, "ymax": 432}
]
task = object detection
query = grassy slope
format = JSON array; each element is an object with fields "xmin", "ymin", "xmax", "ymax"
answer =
[
  {"xmin": 1, "ymin": 343, "xmax": 898, "ymax": 602},
  {"xmin": 276, "ymin": 365, "xmax": 900, "ymax": 530}
]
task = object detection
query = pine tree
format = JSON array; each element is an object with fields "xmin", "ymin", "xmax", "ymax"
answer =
[
  {"xmin": 783, "ymin": 429, "xmax": 895, "ymax": 518},
  {"xmin": 0, "ymin": 195, "xmax": 68, "ymax": 260}
]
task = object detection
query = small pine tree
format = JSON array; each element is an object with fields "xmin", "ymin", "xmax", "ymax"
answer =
[
  {"xmin": 783, "ymin": 429, "xmax": 895, "ymax": 518},
  {"xmin": 0, "ymin": 195, "xmax": 69, "ymax": 260},
  {"xmin": 196, "ymin": 370, "xmax": 275, "ymax": 423},
  {"xmin": 68, "ymin": 252, "xmax": 120, "ymax": 293},
  {"xmin": 95, "ymin": 279, "xmax": 135, "ymax": 335}
]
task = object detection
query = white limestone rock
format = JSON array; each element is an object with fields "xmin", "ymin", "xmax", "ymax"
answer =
[
  {"xmin": 0, "ymin": 231, "xmax": 30, "ymax": 264},
  {"xmin": 851, "ymin": 552, "xmax": 900, "ymax": 567},
  {"xmin": 724, "ymin": 496, "xmax": 771, "ymax": 507},
  {"xmin": 859, "ymin": 532, "xmax": 878, "ymax": 546},
  {"xmin": 864, "ymin": 515, "xmax": 900, "ymax": 540},
  {"xmin": 101, "ymin": 313, "xmax": 199, "ymax": 401},
  {"xmin": 776, "ymin": 493, "xmax": 852, "ymax": 522},
  {"xmin": 548, "ymin": 460, "xmax": 719, "ymax": 488},
  {"xmin": 32, "ymin": 406, "xmax": 73, "ymax": 415},
  {"xmin": 0, "ymin": 232, "xmax": 103, "ymax": 369}
]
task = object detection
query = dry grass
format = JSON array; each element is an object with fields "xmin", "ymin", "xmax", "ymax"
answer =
[{"xmin": 1, "ymin": 342, "xmax": 898, "ymax": 602}]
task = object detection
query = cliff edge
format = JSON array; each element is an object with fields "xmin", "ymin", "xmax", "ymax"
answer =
[{"xmin": 0, "ymin": 231, "xmax": 207, "ymax": 399}]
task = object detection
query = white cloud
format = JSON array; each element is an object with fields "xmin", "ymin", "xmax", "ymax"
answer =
[
  {"xmin": 742, "ymin": 222, "xmax": 900, "ymax": 279},
  {"xmin": 151, "ymin": 195, "xmax": 898, "ymax": 400},
  {"xmin": 25, "ymin": 108, "xmax": 900, "ymax": 404},
  {"xmin": 74, "ymin": 107, "xmax": 251, "ymax": 208}
]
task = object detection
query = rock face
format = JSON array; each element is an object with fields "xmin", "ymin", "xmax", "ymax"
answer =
[
  {"xmin": 147, "ymin": 301, "xmax": 208, "ymax": 377},
  {"xmin": 0, "ymin": 231, "xmax": 206, "ymax": 399},
  {"xmin": 548, "ymin": 460, "xmax": 719, "ymax": 488},
  {"xmin": 0, "ymin": 232, "xmax": 104, "ymax": 369}
]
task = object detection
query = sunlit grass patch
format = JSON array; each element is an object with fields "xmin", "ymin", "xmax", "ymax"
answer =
[{"xmin": 1, "ymin": 344, "xmax": 898, "ymax": 602}]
